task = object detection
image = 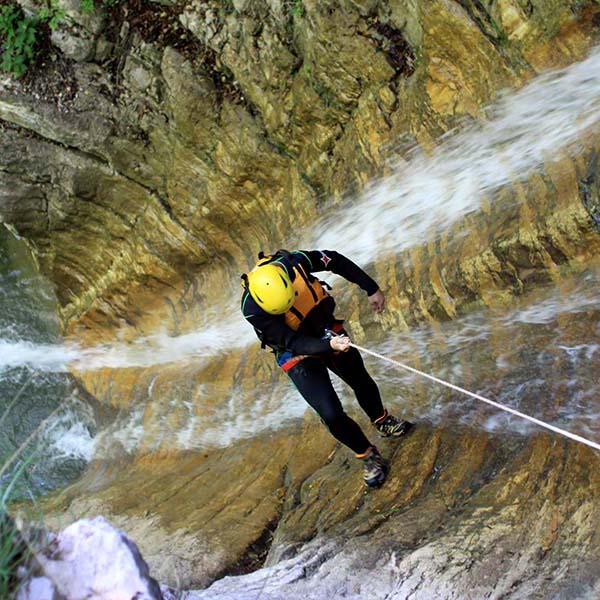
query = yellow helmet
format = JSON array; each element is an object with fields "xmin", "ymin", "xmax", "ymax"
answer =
[{"xmin": 247, "ymin": 264, "xmax": 295, "ymax": 314}]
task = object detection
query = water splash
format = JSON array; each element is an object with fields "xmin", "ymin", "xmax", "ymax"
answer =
[
  {"xmin": 0, "ymin": 314, "xmax": 254, "ymax": 373},
  {"xmin": 151, "ymin": 264, "xmax": 600, "ymax": 452},
  {"xmin": 40, "ymin": 398, "xmax": 97, "ymax": 463},
  {"xmin": 311, "ymin": 46, "xmax": 600, "ymax": 265},
  {"xmin": 2, "ymin": 47, "xmax": 600, "ymax": 465},
  {"xmin": 77, "ymin": 319, "xmax": 255, "ymax": 370},
  {"xmin": 0, "ymin": 339, "xmax": 82, "ymax": 372}
]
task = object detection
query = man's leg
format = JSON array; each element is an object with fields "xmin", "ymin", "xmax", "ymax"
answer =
[
  {"xmin": 286, "ymin": 357, "xmax": 373, "ymax": 456},
  {"xmin": 326, "ymin": 347, "xmax": 386, "ymax": 422},
  {"xmin": 327, "ymin": 347, "xmax": 413, "ymax": 438}
]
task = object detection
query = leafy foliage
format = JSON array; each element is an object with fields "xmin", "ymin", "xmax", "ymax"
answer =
[
  {"xmin": 0, "ymin": 5, "xmax": 37, "ymax": 77},
  {"xmin": 80, "ymin": 0, "xmax": 94, "ymax": 14},
  {"xmin": 0, "ymin": 1, "xmax": 64, "ymax": 77},
  {"xmin": 288, "ymin": 0, "xmax": 305, "ymax": 18},
  {"xmin": 38, "ymin": 1, "xmax": 65, "ymax": 31}
]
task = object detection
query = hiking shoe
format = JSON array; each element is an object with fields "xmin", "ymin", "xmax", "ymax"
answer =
[
  {"xmin": 359, "ymin": 447, "xmax": 389, "ymax": 488},
  {"xmin": 374, "ymin": 411, "xmax": 414, "ymax": 438}
]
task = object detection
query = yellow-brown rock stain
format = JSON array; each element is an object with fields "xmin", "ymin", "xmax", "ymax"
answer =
[{"xmin": 4, "ymin": 0, "xmax": 600, "ymax": 592}]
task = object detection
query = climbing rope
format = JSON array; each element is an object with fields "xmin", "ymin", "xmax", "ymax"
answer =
[{"xmin": 351, "ymin": 342, "xmax": 600, "ymax": 452}]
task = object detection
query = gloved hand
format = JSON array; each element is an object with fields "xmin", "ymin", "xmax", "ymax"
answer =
[{"xmin": 330, "ymin": 335, "xmax": 351, "ymax": 352}]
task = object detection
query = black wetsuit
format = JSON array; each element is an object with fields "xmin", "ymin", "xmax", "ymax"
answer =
[{"xmin": 241, "ymin": 250, "xmax": 385, "ymax": 455}]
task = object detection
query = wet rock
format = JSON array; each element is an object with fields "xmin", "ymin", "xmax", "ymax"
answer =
[
  {"xmin": 40, "ymin": 421, "xmax": 600, "ymax": 597},
  {"xmin": 17, "ymin": 517, "xmax": 163, "ymax": 600},
  {"xmin": 39, "ymin": 413, "xmax": 335, "ymax": 588},
  {"xmin": 2, "ymin": 1, "xmax": 600, "ymax": 597}
]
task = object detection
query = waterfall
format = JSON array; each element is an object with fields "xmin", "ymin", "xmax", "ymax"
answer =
[
  {"xmin": 1, "ymin": 46, "xmax": 600, "ymax": 474},
  {"xmin": 313, "ymin": 45, "xmax": 600, "ymax": 264}
]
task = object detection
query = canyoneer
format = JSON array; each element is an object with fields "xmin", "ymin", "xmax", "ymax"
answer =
[{"xmin": 240, "ymin": 249, "xmax": 413, "ymax": 487}]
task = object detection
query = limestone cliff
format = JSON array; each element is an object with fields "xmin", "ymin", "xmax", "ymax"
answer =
[
  {"xmin": 1, "ymin": 0, "xmax": 598, "ymax": 337},
  {"xmin": 2, "ymin": 0, "xmax": 600, "ymax": 598}
]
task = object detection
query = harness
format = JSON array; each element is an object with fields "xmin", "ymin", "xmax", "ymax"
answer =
[{"xmin": 276, "ymin": 321, "xmax": 345, "ymax": 371}]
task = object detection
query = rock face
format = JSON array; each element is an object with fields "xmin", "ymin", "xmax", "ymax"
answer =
[
  {"xmin": 16, "ymin": 517, "xmax": 163, "ymax": 600},
  {"xmin": 2, "ymin": 0, "xmax": 600, "ymax": 598},
  {"xmin": 1, "ymin": 0, "xmax": 597, "ymax": 338}
]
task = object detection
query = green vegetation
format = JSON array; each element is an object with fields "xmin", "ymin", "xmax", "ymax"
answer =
[
  {"xmin": 0, "ymin": 5, "xmax": 38, "ymax": 77},
  {"xmin": 81, "ymin": 0, "xmax": 121, "ymax": 15},
  {"xmin": 0, "ymin": 380, "xmax": 60, "ymax": 597},
  {"xmin": 0, "ymin": 458, "xmax": 34, "ymax": 599},
  {"xmin": 287, "ymin": 0, "xmax": 305, "ymax": 19},
  {"xmin": 301, "ymin": 62, "xmax": 312, "ymax": 78},
  {"xmin": 0, "ymin": 512, "xmax": 28, "ymax": 598},
  {"xmin": 81, "ymin": 0, "xmax": 94, "ymax": 14},
  {"xmin": 0, "ymin": 0, "xmax": 125, "ymax": 76},
  {"xmin": 38, "ymin": 0, "xmax": 65, "ymax": 31},
  {"xmin": 0, "ymin": 1, "xmax": 64, "ymax": 77},
  {"xmin": 488, "ymin": 14, "xmax": 509, "ymax": 48}
]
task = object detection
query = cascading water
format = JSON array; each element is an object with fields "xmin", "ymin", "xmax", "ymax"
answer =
[
  {"xmin": 1, "ymin": 46, "xmax": 600, "ymax": 489},
  {"xmin": 0, "ymin": 225, "xmax": 95, "ymax": 495},
  {"xmin": 312, "ymin": 45, "xmax": 600, "ymax": 264},
  {"xmin": 362, "ymin": 265, "xmax": 600, "ymax": 440},
  {"xmin": 66, "ymin": 265, "xmax": 600, "ymax": 454}
]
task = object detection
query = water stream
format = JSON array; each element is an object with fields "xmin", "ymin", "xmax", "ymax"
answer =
[
  {"xmin": 86, "ymin": 261, "xmax": 600, "ymax": 455},
  {"xmin": 313, "ymin": 45, "xmax": 600, "ymax": 265},
  {"xmin": 1, "ymin": 47, "xmax": 599, "ymax": 491},
  {"xmin": 0, "ymin": 226, "xmax": 95, "ymax": 495}
]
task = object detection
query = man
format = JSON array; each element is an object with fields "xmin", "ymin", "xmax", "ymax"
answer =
[{"xmin": 240, "ymin": 249, "xmax": 413, "ymax": 487}]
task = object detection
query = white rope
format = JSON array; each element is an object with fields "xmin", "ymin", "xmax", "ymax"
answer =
[{"xmin": 351, "ymin": 343, "xmax": 600, "ymax": 452}]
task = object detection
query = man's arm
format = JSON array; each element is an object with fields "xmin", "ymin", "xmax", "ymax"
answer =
[
  {"xmin": 292, "ymin": 250, "xmax": 385, "ymax": 314},
  {"xmin": 293, "ymin": 250, "xmax": 379, "ymax": 295}
]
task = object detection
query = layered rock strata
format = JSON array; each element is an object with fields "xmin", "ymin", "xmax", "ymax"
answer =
[
  {"xmin": 0, "ymin": 0, "xmax": 598, "ymax": 338},
  {"xmin": 2, "ymin": 0, "xmax": 600, "ymax": 597}
]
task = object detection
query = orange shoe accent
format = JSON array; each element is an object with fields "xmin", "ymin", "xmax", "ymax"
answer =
[
  {"xmin": 355, "ymin": 446, "xmax": 374, "ymax": 459},
  {"xmin": 374, "ymin": 409, "xmax": 388, "ymax": 424}
]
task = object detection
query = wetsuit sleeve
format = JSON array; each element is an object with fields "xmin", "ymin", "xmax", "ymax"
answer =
[
  {"xmin": 242, "ymin": 294, "xmax": 332, "ymax": 355},
  {"xmin": 293, "ymin": 250, "xmax": 379, "ymax": 296}
]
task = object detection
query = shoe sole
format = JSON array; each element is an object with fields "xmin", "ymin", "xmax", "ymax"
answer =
[{"xmin": 364, "ymin": 464, "xmax": 389, "ymax": 488}]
